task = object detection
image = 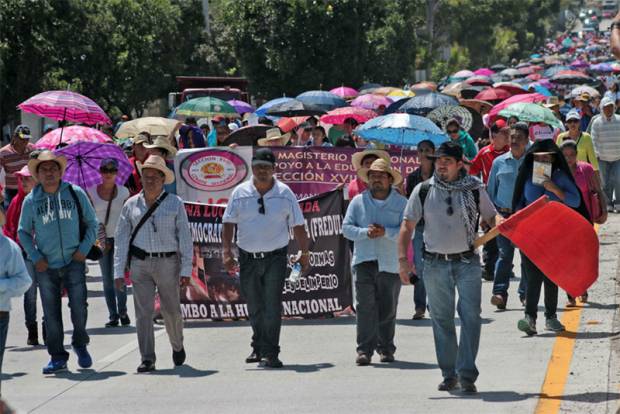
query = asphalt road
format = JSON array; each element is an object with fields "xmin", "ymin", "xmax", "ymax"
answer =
[{"xmin": 2, "ymin": 216, "xmax": 620, "ymax": 414}]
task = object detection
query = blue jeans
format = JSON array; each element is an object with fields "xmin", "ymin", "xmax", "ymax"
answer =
[
  {"xmin": 424, "ymin": 254, "xmax": 481, "ymax": 383},
  {"xmin": 23, "ymin": 257, "xmax": 38, "ymax": 327},
  {"xmin": 492, "ymin": 235, "xmax": 527, "ymax": 300},
  {"xmin": 0, "ymin": 312, "xmax": 9, "ymax": 374},
  {"xmin": 99, "ymin": 239, "xmax": 127, "ymax": 321},
  {"xmin": 599, "ymin": 159, "xmax": 620, "ymax": 207},
  {"xmin": 412, "ymin": 228, "xmax": 427, "ymax": 311},
  {"xmin": 37, "ymin": 260, "xmax": 89, "ymax": 361}
]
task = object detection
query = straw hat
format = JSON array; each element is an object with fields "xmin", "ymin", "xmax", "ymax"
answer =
[
  {"xmin": 351, "ymin": 149, "xmax": 390, "ymax": 171},
  {"xmin": 357, "ymin": 158, "xmax": 403, "ymax": 186},
  {"xmin": 257, "ymin": 128, "xmax": 291, "ymax": 147},
  {"xmin": 143, "ymin": 136, "xmax": 178, "ymax": 159},
  {"xmin": 27, "ymin": 150, "xmax": 67, "ymax": 178},
  {"xmin": 137, "ymin": 155, "xmax": 175, "ymax": 184},
  {"xmin": 543, "ymin": 96, "xmax": 560, "ymax": 108}
]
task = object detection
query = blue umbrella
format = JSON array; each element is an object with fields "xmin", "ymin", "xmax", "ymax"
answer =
[
  {"xmin": 355, "ymin": 113, "xmax": 447, "ymax": 147},
  {"xmin": 543, "ymin": 65, "xmax": 570, "ymax": 79},
  {"xmin": 255, "ymin": 97, "xmax": 294, "ymax": 117},
  {"xmin": 296, "ymin": 90, "xmax": 346, "ymax": 111},
  {"xmin": 527, "ymin": 84, "xmax": 552, "ymax": 96},
  {"xmin": 394, "ymin": 93, "xmax": 458, "ymax": 116}
]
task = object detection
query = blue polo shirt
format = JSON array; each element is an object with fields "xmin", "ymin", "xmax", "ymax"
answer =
[{"xmin": 487, "ymin": 151, "xmax": 525, "ymax": 210}]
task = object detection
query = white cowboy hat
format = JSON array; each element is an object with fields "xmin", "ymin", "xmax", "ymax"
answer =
[
  {"xmin": 357, "ymin": 158, "xmax": 403, "ymax": 186},
  {"xmin": 351, "ymin": 149, "xmax": 390, "ymax": 171},
  {"xmin": 143, "ymin": 136, "xmax": 178, "ymax": 159},
  {"xmin": 137, "ymin": 155, "xmax": 175, "ymax": 184},
  {"xmin": 257, "ymin": 128, "xmax": 291, "ymax": 147},
  {"xmin": 27, "ymin": 151, "xmax": 67, "ymax": 178}
]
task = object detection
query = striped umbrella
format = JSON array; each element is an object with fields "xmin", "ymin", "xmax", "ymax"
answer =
[
  {"xmin": 35, "ymin": 125, "xmax": 113, "ymax": 150},
  {"xmin": 18, "ymin": 90, "xmax": 111, "ymax": 125}
]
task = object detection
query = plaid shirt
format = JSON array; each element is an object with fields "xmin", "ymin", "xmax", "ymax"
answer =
[{"xmin": 113, "ymin": 190, "xmax": 192, "ymax": 278}]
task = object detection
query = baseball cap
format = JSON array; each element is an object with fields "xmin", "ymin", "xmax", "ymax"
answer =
[
  {"xmin": 601, "ymin": 96, "xmax": 615, "ymax": 108},
  {"xmin": 428, "ymin": 141, "xmax": 463, "ymax": 161},
  {"xmin": 13, "ymin": 125, "xmax": 32, "ymax": 140},
  {"xmin": 565, "ymin": 110, "xmax": 581, "ymax": 121},
  {"xmin": 252, "ymin": 148, "xmax": 276, "ymax": 166}
]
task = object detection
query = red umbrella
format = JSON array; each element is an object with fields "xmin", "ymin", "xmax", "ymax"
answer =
[
  {"xmin": 320, "ymin": 107, "xmax": 377, "ymax": 125},
  {"xmin": 487, "ymin": 93, "xmax": 547, "ymax": 123},
  {"xmin": 474, "ymin": 88, "xmax": 512, "ymax": 101},
  {"xmin": 277, "ymin": 116, "xmax": 310, "ymax": 133},
  {"xmin": 494, "ymin": 82, "xmax": 528, "ymax": 96}
]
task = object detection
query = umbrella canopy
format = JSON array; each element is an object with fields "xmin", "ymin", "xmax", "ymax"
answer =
[
  {"xmin": 227, "ymin": 99, "xmax": 254, "ymax": 114},
  {"xmin": 395, "ymin": 93, "xmax": 459, "ymax": 116},
  {"xmin": 355, "ymin": 113, "xmax": 447, "ymax": 147},
  {"xmin": 329, "ymin": 86, "xmax": 359, "ymax": 99},
  {"xmin": 527, "ymin": 73, "xmax": 543, "ymax": 81},
  {"xmin": 498, "ymin": 102, "xmax": 561, "ymax": 128},
  {"xmin": 254, "ymin": 97, "xmax": 294, "ymax": 117},
  {"xmin": 490, "ymin": 64, "xmax": 507, "ymax": 71},
  {"xmin": 494, "ymin": 82, "xmax": 527, "ymax": 95},
  {"xmin": 527, "ymin": 84, "xmax": 552, "ymax": 96},
  {"xmin": 410, "ymin": 81, "xmax": 437, "ymax": 92},
  {"xmin": 18, "ymin": 90, "xmax": 111, "ymax": 125},
  {"xmin": 465, "ymin": 76, "xmax": 492, "ymax": 86},
  {"xmin": 473, "ymin": 68, "xmax": 495, "ymax": 76},
  {"xmin": 474, "ymin": 88, "xmax": 512, "ymax": 101},
  {"xmin": 500, "ymin": 68, "xmax": 521, "ymax": 78},
  {"xmin": 350, "ymin": 94, "xmax": 392, "ymax": 110},
  {"xmin": 590, "ymin": 63, "xmax": 613, "ymax": 73},
  {"xmin": 517, "ymin": 66, "xmax": 536, "ymax": 75},
  {"xmin": 441, "ymin": 82, "xmax": 467, "ymax": 97},
  {"xmin": 358, "ymin": 83, "xmax": 383, "ymax": 94},
  {"xmin": 222, "ymin": 125, "xmax": 272, "ymax": 146},
  {"xmin": 427, "ymin": 105, "xmax": 474, "ymax": 132},
  {"xmin": 320, "ymin": 107, "xmax": 377, "ymax": 125},
  {"xmin": 488, "ymin": 93, "xmax": 548, "ymax": 123},
  {"xmin": 550, "ymin": 71, "xmax": 593, "ymax": 85},
  {"xmin": 53, "ymin": 142, "xmax": 132, "ymax": 188},
  {"xmin": 35, "ymin": 125, "xmax": 113, "ymax": 150},
  {"xmin": 458, "ymin": 86, "xmax": 486, "ymax": 100},
  {"xmin": 515, "ymin": 62, "xmax": 531, "ymax": 69},
  {"xmin": 115, "ymin": 117, "xmax": 181, "ymax": 140},
  {"xmin": 452, "ymin": 70, "xmax": 475, "ymax": 79},
  {"xmin": 296, "ymin": 90, "xmax": 346, "ymax": 111},
  {"xmin": 569, "ymin": 59, "xmax": 589, "ymax": 69},
  {"xmin": 387, "ymin": 89, "xmax": 415, "ymax": 99},
  {"xmin": 266, "ymin": 99, "xmax": 326, "ymax": 117},
  {"xmin": 175, "ymin": 97, "xmax": 239, "ymax": 119},
  {"xmin": 570, "ymin": 85, "xmax": 600, "ymax": 98},
  {"xmin": 459, "ymin": 99, "xmax": 493, "ymax": 115},
  {"xmin": 372, "ymin": 87, "xmax": 402, "ymax": 96},
  {"xmin": 277, "ymin": 116, "xmax": 310, "ymax": 132},
  {"xmin": 543, "ymin": 65, "xmax": 570, "ymax": 78}
]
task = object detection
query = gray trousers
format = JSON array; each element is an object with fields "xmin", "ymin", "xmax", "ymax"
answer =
[
  {"xmin": 354, "ymin": 261, "xmax": 401, "ymax": 356},
  {"xmin": 131, "ymin": 256, "xmax": 184, "ymax": 363}
]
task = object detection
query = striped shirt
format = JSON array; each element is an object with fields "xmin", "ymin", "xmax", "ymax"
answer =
[
  {"xmin": 590, "ymin": 114, "xmax": 620, "ymax": 162},
  {"xmin": 0, "ymin": 144, "xmax": 34, "ymax": 190}
]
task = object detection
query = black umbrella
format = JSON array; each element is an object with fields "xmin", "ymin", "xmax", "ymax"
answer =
[
  {"xmin": 395, "ymin": 93, "xmax": 458, "ymax": 116},
  {"xmin": 266, "ymin": 99, "xmax": 326, "ymax": 117},
  {"xmin": 222, "ymin": 124, "xmax": 272, "ymax": 146}
]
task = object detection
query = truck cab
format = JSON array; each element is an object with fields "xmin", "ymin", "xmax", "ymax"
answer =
[{"xmin": 168, "ymin": 76, "xmax": 250, "ymax": 110}]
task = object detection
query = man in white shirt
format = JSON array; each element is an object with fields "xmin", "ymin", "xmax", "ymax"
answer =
[{"xmin": 222, "ymin": 148, "xmax": 309, "ymax": 368}]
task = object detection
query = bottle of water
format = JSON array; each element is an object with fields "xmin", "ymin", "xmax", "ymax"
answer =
[{"xmin": 289, "ymin": 262, "xmax": 302, "ymax": 283}]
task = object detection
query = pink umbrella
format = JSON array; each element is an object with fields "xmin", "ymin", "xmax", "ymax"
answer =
[
  {"xmin": 452, "ymin": 70, "xmax": 475, "ymax": 78},
  {"xmin": 474, "ymin": 68, "xmax": 495, "ymax": 76},
  {"xmin": 35, "ymin": 125, "xmax": 113, "ymax": 150},
  {"xmin": 18, "ymin": 90, "xmax": 111, "ymax": 125},
  {"xmin": 488, "ymin": 93, "xmax": 548, "ymax": 123},
  {"xmin": 330, "ymin": 86, "xmax": 359, "ymax": 99},
  {"xmin": 466, "ymin": 76, "xmax": 492, "ymax": 86},
  {"xmin": 320, "ymin": 107, "xmax": 377, "ymax": 124},
  {"xmin": 350, "ymin": 94, "xmax": 392, "ymax": 110},
  {"xmin": 474, "ymin": 88, "xmax": 512, "ymax": 101}
]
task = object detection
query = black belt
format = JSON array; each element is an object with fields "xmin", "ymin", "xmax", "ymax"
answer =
[
  {"xmin": 145, "ymin": 251, "xmax": 176, "ymax": 258},
  {"xmin": 423, "ymin": 250, "xmax": 475, "ymax": 261},
  {"xmin": 239, "ymin": 246, "xmax": 287, "ymax": 259}
]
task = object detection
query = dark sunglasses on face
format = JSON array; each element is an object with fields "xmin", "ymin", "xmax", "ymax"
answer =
[{"xmin": 258, "ymin": 197, "xmax": 265, "ymax": 214}]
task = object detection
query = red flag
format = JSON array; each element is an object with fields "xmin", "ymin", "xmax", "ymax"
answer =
[{"xmin": 498, "ymin": 196, "xmax": 599, "ymax": 298}]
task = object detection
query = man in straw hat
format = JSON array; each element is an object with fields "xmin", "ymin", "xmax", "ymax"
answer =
[
  {"xmin": 397, "ymin": 141, "xmax": 499, "ymax": 393},
  {"xmin": 143, "ymin": 136, "xmax": 178, "ymax": 194},
  {"xmin": 348, "ymin": 149, "xmax": 390, "ymax": 199},
  {"xmin": 18, "ymin": 151, "xmax": 98, "ymax": 374},
  {"xmin": 114, "ymin": 155, "xmax": 192, "ymax": 373},
  {"xmin": 257, "ymin": 128, "xmax": 291, "ymax": 147},
  {"xmin": 343, "ymin": 158, "xmax": 407, "ymax": 366}
]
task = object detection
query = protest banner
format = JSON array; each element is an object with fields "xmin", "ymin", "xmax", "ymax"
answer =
[{"xmin": 180, "ymin": 189, "xmax": 352, "ymax": 320}]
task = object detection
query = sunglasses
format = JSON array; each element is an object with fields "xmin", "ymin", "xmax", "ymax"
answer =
[
  {"xmin": 258, "ymin": 197, "xmax": 265, "ymax": 214},
  {"xmin": 446, "ymin": 193, "xmax": 454, "ymax": 216},
  {"xmin": 447, "ymin": 129, "xmax": 459, "ymax": 134}
]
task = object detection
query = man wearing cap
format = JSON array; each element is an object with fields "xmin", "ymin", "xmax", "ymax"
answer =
[
  {"xmin": 18, "ymin": 151, "xmax": 98, "ymax": 374},
  {"xmin": 114, "ymin": 155, "xmax": 191, "ymax": 373},
  {"xmin": 398, "ymin": 141, "xmax": 498, "ymax": 393},
  {"xmin": 486, "ymin": 122, "xmax": 530, "ymax": 309},
  {"xmin": 590, "ymin": 97, "xmax": 620, "ymax": 212},
  {"xmin": 221, "ymin": 148, "xmax": 310, "ymax": 368},
  {"xmin": 0, "ymin": 125, "xmax": 35, "ymax": 209},
  {"xmin": 343, "ymin": 158, "xmax": 407, "ymax": 365}
]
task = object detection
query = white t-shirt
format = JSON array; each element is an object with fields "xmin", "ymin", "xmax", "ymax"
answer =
[{"xmin": 87, "ymin": 185, "xmax": 130, "ymax": 238}]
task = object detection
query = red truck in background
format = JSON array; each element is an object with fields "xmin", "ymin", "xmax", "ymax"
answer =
[{"xmin": 168, "ymin": 76, "xmax": 250, "ymax": 111}]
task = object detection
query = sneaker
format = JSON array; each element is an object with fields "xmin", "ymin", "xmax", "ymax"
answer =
[
  {"xmin": 355, "ymin": 353, "xmax": 371, "ymax": 366},
  {"xmin": 412, "ymin": 309, "xmax": 425, "ymax": 320},
  {"xmin": 74, "ymin": 345, "xmax": 92, "ymax": 368},
  {"xmin": 545, "ymin": 317, "xmax": 565, "ymax": 332},
  {"xmin": 172, "ymin": 347, "xmax": 186, "ymax": 366},
  {"xmin": 437, "ymin": 377, "xmax": 459, "ymax": 391},
  {"xmin": 490, "ymin": 294, "xmax": 506, "ymax": 310},
  {"xmin": 120, "ymin": 314, "xmax": 131, "ymax": 326},
  {"xmin": 517, "ymin": 315, "xmax": 537, "ymax": 336},
  {"xmin": 42, "ymin": 359, "xmax": 67, "ymax": 374},
  {"xmin": 260, "ymin": 356, "xmax": 283, "ymax": 368},
  {"xmin": 379, "ymin": 352, "xmax": 394, "ymax": 363},
  {"xmin": 460, "ymin": 380, "xmax": 477, "ymax": 393}
]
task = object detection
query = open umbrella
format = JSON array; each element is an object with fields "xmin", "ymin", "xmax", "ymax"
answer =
[
  {"xmin": 296, "ymin": 90, "xmax": 346, "ymax": 111},
  {"xmin": 254, "ymin": 97, "xmax": 293, "ymax": 117},
  {"xmin": 320, "ymin": 107, "xmax": 377, "ymax": 125},
  {"xmin": 494, "ymin": 82, "xmax": 527, "ymax": 95},
  {"xmin": 227, "ymin": 99, "xmax": 254, "ymax": 115},
  {"xmin": 590, "ymin": 63, "xmax": 613, "ymax": 73},
  {"xmin": 175, "ymin": 97, "xmax": 239, "ymax": 119},
  {"xmin": 410, "ymin": 81, "xmax": 437, "ymax": 92},
  {"xmin": 53, "ymin": 142, "xmax": 131, "ymax": 188},
  {"xmin": 570, "ymin": 85, "xmax": 600, "ymax": 98},
  {"xmin": 266, "ymin": 99, "xmax": 326, "ymax": 117},
  {"xmin": 350, "ymin": 94, "xmax": 392, "ymax": 110},
  {"xmin": 474, "ymin": 88, "xmax": 512, "ymax": 101},
  {"xmin": 35, "ymin": 125, "xmax": 113, "ymax": 150},
  {"xmin": 527, "ymin": 84, "xmax": 552, "ymax": 96},
  {"xmin": 387, "ymin": 89, "xmax": 415, "ymax": 100},
  {"xmin": 441, "ymin": 82, "xmax": 467, "ymax": 97},
  {"xmin": 459, "ymin": 99, "xmax": 493, "ymax": 115},
  {"xmin": 329, "ymin": 86, "xmax": 359, "ymax": 99},
  {"xmin": 490, "ymin": 64, "xmax": 507, "ymax": 71},
  {"xmin": 550, "ymin": 71, "xmax": 593, "ymax": 84},
  {"xmin": 115, "ymin": 117, "xmax": 181, "ymax": 140},
  {"xmin": 395, "ymin": 93, "xmax": 459, "ymax": 116},
  {"xmin": 372, "ymin": 87, "xmax": 401, "ymax": 96},
  {"xmin": 543, "ymin": 65, "xmax": 570, "ymax": 78},
  {"xmin": 460, "ymin": 86, "xmax": 487, "ymax": 100},
  {"xmin": 498, "ymin": 102, "xmax": 562, "ymax": 128},
  {"xmin": 465, "ymin": 76, "xmax": 492, "ymax": 86},
  {"xmin": 358, "ymin": 83, "xmax": 383, "ymax": 94},
  {"xmin": 473, "ymin": 68, "xmax": 495, "ymax": 77},
  {"xmin": 487, "ymin": 93, "xmax": 547, "ymax": 123},
  {"xmin": 277, "ymin": 116, "xmax": 310, "ymax": 132},
  {"xmin": 355, "ymin": 113, "xmax": 447, "ymax": 147},
  {"xmin": 18, "ymin": 90, "xmax": 111, "ymax": 126},
  {"xmin": 500, "ymin": 68, "xmax": 522, "ymax": 78},
  {"xmin": 427, "ymin": 105, "xmax": 473, "ymax": 132},
  {"xmin": 452, "ymin": 70, "xmax": 475, "ymax": 79},
  {"xmin": 222, "ymin": 125, "xmax": 272, "ymax": 146}
]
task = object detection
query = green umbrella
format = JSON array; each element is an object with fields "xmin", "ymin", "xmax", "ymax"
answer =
[
  {"xmin": 175, "ymin": 97, "xmax": 240, "ymax": 119},
  {"xmin": 498, "ymin": 102, "xmax": 561, "ymax": 128}
]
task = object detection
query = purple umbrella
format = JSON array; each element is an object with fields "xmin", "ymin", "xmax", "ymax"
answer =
[
  {"xmin": 54, "ymin": 142, "xmax": 132, "ymax": 189},
  {"xmin": 18, "ymin": 90, "xmax": 111, "ymax": 125},
  {"xmin": 227, "ymin": 99, "xmax": 254, "ymax": 114}
]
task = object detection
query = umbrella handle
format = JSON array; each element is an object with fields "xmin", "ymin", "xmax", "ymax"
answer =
[{"xmin": 57, "ymin": 108, "xmax": 67, "ymax": 149}]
